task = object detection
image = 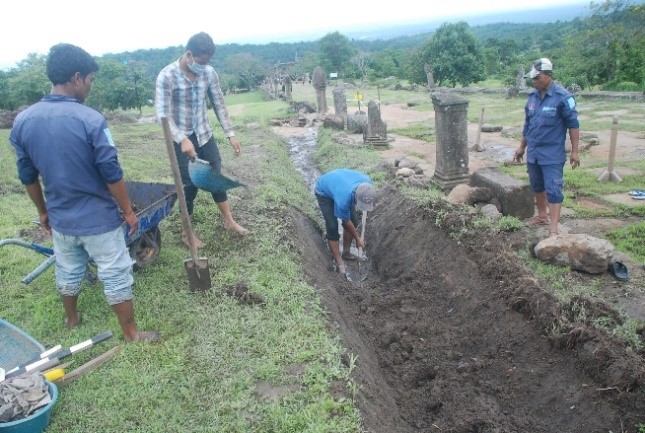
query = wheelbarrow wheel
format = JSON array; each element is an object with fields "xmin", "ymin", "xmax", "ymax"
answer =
[{"xmin": 129, "ymin": 226, "xmax": 161, "ymax": 271}]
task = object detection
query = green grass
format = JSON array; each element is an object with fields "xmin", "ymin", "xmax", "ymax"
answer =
[{"xmin": 0, "ymin": 100, "xmax": 362, "ymax": 432}]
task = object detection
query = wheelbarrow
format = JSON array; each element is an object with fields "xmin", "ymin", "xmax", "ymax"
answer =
[{"xmin": 0, "ymin": 181, "xmax": 177, "ymax": 284}]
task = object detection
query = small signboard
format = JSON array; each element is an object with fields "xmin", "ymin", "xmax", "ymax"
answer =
[{"xmin": 329, "ymin": 72, "xmax": 338, "ymax": 78}]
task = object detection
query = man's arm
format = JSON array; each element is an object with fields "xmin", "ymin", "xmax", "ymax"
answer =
[
  {"xmin": 25, "ymin": 181, "xmax": 50, "ymax": 235},
  {"xmin": 107, "ymin": 179, "xmax": 138, "ymax": 237},
  {"xmin": 341, "ymin": 220, "xmax": 365, "ymax": 250},
  {"xmin": 569, "ymin": 128, "xmax": 580, "ymax": 168}
]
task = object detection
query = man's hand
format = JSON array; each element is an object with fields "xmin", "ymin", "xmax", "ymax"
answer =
[
  {"xmin": 180, "ymin": 137, "xmax": 197, "ymax": 159},
  {"xmin": 355, "ymin": 237, "xmax": 366, "ymax": 250},
  {"xmin": 513, "ymin": 148, "xmax": 525, "ymax": 163},
  {"xmin": 38, "ymin": 212, "xmax": 51, "ymax": 236},
  {"xmin": 123, "ymin": 212, "xmax": 139, "ymax": 237},
  {"xmin": 570, "ymin": 150, "xmax": 580, "ymax": 169},
  {"xmin": 230, "ymin": 137, "xmax": 242, "ymax": 157}
]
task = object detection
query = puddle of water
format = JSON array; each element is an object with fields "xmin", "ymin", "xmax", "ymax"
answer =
[
  {"xmin": 488, "ymin": 143, "xmax": 516, "ymax": 162},
  {"xmin": 287, "ymin": 128, "xmax": 320, "ymax": 194}
]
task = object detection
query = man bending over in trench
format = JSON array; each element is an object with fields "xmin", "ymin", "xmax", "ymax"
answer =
[{"xmin": 314, "ymin": 169, "xmax": 375, "ymax": 276}]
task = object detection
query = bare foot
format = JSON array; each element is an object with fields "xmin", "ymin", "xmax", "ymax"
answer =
[
  {"xmin": 65, "ymin": 312, "xmax": 82, "ymax": 330},
  {"xmin": 225, "ymin": 221, "xmax": 249, "ymax": 236},
  {"xmin": 182, "ymin": 231, "xmax": 205, "ymax": 249}
]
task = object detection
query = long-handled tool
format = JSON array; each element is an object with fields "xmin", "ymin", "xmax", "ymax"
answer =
[
  {"xmin": 161, "ymin": 118, "xmax": 211, "ymax": 291},
  {"xmin": 357, "ymin": 211, "xmax": 369, "ymax": 282},
  {"xmin": 4, "ymin": 331, "xmax": 112, "ymax": 380}
]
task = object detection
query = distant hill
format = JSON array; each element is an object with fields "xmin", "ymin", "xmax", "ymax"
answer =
[{"xmin": 289, "ymin": 4, "xmax": 592, "ymax": 43}]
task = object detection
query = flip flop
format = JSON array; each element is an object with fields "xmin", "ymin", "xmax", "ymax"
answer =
[
  {"xmin": 128, "ymin": 330, "xmax": 161, "ymax": 343},
  {"xmin": 608, "ymin": 261, "xmax": 629, "ymax": 282},
  {"xmin": 341, "ymin": 253, "xmax": 357, "ymax": 261},
  {"xmin": 526, "ymin": 216, "xmax": 550, "ymax": 226},
  {"xmin": 65, "ymin": 312, "xmax": 83, "ymax": 330},
  {"xmin": 628, "ymin": 189, "xmax": 645, "ymax": 196}
]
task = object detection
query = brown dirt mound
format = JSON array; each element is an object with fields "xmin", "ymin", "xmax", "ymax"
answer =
[{"xmin": 292, "ymin": 186, "xmax": 645, "ymax": 433}]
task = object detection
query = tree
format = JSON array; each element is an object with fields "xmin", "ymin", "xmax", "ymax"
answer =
[
  {"xmin": 562, "ymin": 0, "xmax": 645, "ymax": 88},
  {"xmin": 318, "ymin": 32, "xmax": 354, "ymax": 77},
  {"xmin": 418, "ymin": 22, "xmax": 485, "ymax": 87},
  {"xmin": 225, "ymin": 53, "xmax": 267, "ymax": 90},
  {"xmin": 7, "ymin": 54, "xmax": 49, "ymax": 110},
  {"xmin": 350, "ymin": 51, "xmax": 372, "ymax": 80}
]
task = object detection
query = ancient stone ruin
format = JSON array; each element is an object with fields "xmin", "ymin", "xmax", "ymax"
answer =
[
  {"xmin": 312, "ymin": 66, "xmax": 327, "ymax": 114},
  {"xmin": 431, "ymin": 92, "xmax": 470, "ymax": 190},
  {"xmin": 362, "ymin": 100, "xmax": 388, "ymax": 147}
]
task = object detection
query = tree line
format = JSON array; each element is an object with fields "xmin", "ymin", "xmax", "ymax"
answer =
[{"xmin": 0, "ymin": 0, "xmax": 642, "ymax": 114}]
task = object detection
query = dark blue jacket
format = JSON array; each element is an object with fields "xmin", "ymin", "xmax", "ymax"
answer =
[
  {"xmin": 523, "ymin": 82, "xmax": 579, "ymax": 165},
  {"xmin": 10, "ymin": 95, "xmax": 125, "ymax": 236}
]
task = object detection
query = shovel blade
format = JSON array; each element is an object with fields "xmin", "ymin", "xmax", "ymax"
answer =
[
  {"xmin": 188, "ymin": 158, "xmax": 244, "ymax": 193},
  {"xmin": 184, "ymin": 257, "xmax": 211, "ymax": 291}
]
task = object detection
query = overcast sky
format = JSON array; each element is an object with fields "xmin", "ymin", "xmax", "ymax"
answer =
[{"xmin": 1, "ymin": 0, "xmax": 590, "ymax": 70}]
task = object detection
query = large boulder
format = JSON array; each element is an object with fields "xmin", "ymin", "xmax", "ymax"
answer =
[{"xmin": 533, "ymin": 234, "xmax": 615, "ymax": 274}]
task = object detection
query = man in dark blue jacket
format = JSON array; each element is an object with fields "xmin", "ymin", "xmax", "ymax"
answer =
[
  {"xmin": 513, "ymin": 58, "xmax": 580, "ymax": 237},
  {"xmin": 10, "ymin": 43, "xmax": 158, "ymax": 342}
]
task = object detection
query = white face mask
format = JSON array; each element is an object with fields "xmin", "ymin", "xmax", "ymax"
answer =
[
  {"xmin": 189, "ymin": 61, "xmax": 206, "ymax": 75},
  {"xmin": 188, "ymin": 54, "xmax": 206, "ymax": 75}
]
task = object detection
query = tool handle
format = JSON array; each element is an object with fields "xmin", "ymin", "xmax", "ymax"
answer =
[
  {"xmin": 358, "ymin": 211, "xmax": 367, "ymax": 258},
  {"xmin": 161, "ymin": 118, "xmax": 200, "ymax": 265}
]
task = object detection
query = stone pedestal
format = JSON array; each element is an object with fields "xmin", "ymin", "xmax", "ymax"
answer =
[{"xmin": 431, "ymin": 93, "xmax": 470, "ymax": 190}]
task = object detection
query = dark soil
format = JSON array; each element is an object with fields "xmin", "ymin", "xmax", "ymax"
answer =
[{"xmin": 292, "ymin": 186, "xmax": 645, "ymax": 433}]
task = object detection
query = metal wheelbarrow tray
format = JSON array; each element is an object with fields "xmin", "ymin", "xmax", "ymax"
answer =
[
  {"xmin": 0, "ymin": 181, "xmax": 177, "ymax": 283},
  {"xmin": 0, "ymin": 318, "xmax": 46, "ymax": 371}
]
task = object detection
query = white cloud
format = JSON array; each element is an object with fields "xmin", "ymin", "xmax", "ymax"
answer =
[{"xmin": 1, "ymin": 0, "xmax": 589, "ymax": 69}]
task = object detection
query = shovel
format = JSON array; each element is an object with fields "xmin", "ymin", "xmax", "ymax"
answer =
[
  {"xmin": 357, "ymin": 211, "xmax": 370, "ymax": 281},
  {"xmin": 188, "ymin": 158, "xmax": 245, "ymax": 193},
  {"xmin": 161, "ymin": 118, "xmax": 211, "ymax": 291}
]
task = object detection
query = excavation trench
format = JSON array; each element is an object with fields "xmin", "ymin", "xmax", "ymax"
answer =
[{"xmin": 286, "ymin": 131, "xmax": 645, "ymax": 432}]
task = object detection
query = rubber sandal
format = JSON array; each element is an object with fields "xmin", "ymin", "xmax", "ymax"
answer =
[
  {"xmin": 526, "ymin": 216, "xmax": 550, "ymax": 226},
  {"xmin": 628, "ymin": 189, "xmax": 645, "ymax": 196},
  {"xmin": 65, "ymin": 312, "xmax": 82, "ymax": 330},
  {"xmin": 128, "ymin": 330, "xmax": 161, "ymax": 343},
  {"xmin": 341, "ymin": 253, "xmax": 357, "ymax": 261},
  {"xmin": 608, "ymin": 261, "xmax": 629, "ymax": 282}
]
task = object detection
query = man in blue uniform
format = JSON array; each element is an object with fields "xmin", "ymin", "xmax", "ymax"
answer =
[
  {"xmin": 513, "ymin": 58, "xmax": 580, "ymax": 237},
  {"xmin": 315, "ymin": 169, "xmax": 375, "ymax": 276},
  {"xmin": 10, "ymin": 43, "xmax": 159, "ymax": 342}
]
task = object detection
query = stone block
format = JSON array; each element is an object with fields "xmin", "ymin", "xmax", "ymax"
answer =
[{"xmin": 470, "ymin": 167, "xmax": 533, "ymax": 219}]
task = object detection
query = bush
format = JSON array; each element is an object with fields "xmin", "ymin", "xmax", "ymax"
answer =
[
  {"xmin": 601, "ymin": 81, "xmax": 642, "ymax": 92},
  {"xmin": 558, "ymin": 75, "xmax": 590, "ymax": 91}
]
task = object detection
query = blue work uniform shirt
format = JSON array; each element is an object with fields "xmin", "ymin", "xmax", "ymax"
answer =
[
  {"xmin": 10, "ymin": 94, "xmax": 125, "ymax": 236},
  {"xmin": 522, "ymin": 82, "xmax": 579, "ymax": 165},
  {"xmin": 315, "ymin": 169, "xmax": 372, "ymax": 221}
]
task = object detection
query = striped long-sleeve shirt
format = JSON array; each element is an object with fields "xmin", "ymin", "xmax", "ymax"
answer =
[{"xmin": 155, "ymin": 59, "xmax": 235, "ymax": 146}]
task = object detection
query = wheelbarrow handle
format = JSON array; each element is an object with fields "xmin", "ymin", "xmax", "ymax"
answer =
[
  {"xmin": 22, "ymin": 255, "xmax": 57, "ymax": 285},
  {"xmin": 0, "ymin": 239, "xmax": 54, "ymax": 256}
]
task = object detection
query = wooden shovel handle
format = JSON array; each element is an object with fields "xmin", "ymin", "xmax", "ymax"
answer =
[{"xmin": 161, "ymin": 118, "xmax": 199, "ymax": 263}]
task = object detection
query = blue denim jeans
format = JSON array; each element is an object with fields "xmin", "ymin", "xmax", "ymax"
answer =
[{"xmin": 53, "ymin": 226, "xmax": 134, "ymax": 305}]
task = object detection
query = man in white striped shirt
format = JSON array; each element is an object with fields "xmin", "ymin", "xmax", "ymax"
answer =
[{"xmin": 156, "ymin": 32, "xmax": 248, "ymax": 248}]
